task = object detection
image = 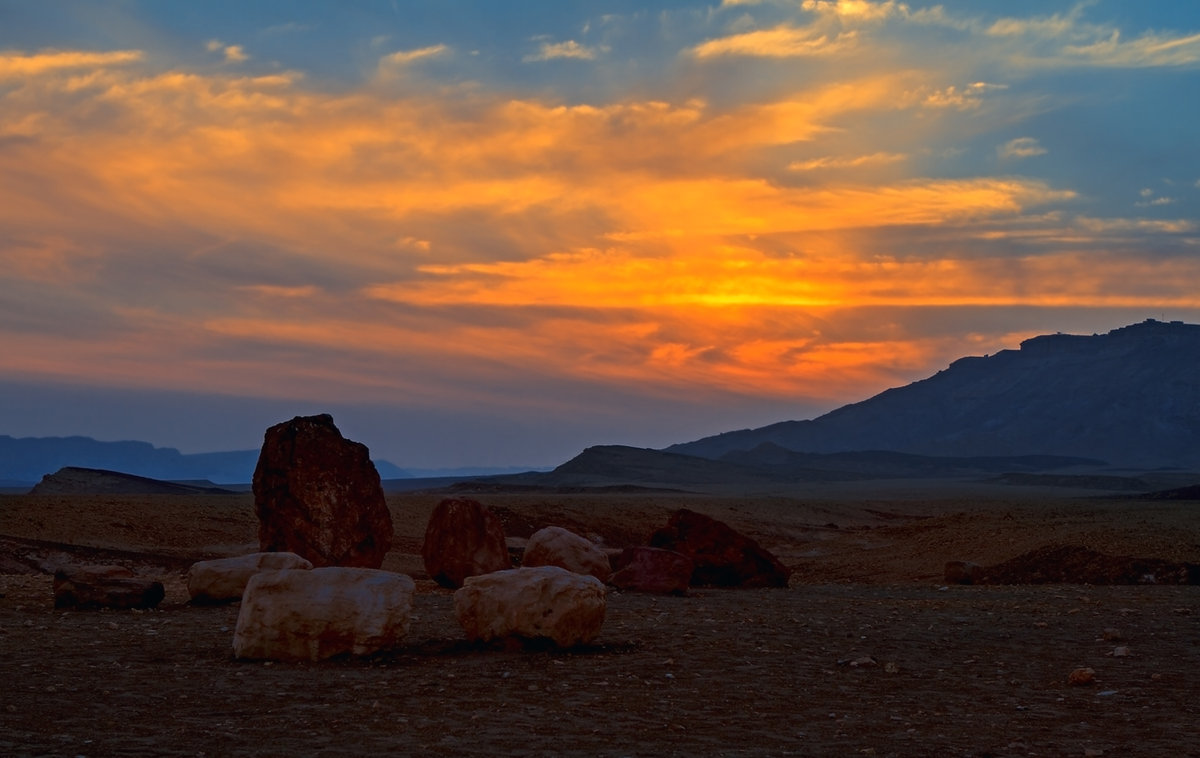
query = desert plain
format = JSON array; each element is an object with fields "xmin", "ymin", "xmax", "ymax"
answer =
[{"xmin": 1, "ymin": 480, "xmax": 1198, "ymax": 757}]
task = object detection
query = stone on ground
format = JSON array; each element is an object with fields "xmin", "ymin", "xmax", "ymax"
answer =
[
  {"xmin": 187, "ymin": 552, "xmax": 313, "ymax": 604},
  {"xmin": 522, "ymin": 526, "xmax": 611, "ymax": 582},
  {"xmin": 422, "ymin": 498, "xmax": 510, "ymax": 588},
  {"xmin": 945, "ymin": 560, "xmax": 982, "ymax": 585},
  {"xmin": 648, "ymin": 508, "xmax": 792, "ymax": 588},
  {"xmin": 454, "ymin": 566, "xmax": 606, "ymax": 648},
  {"xmin": 53, "ymin": 564, "xmax": 165, "ymax": 610},
  {"xmin": 252, "ymin": 413, "xmax": 393, "ymax": 568},
  {"xmin": 608, "ymin": 546, "xmax": 693, "ymax": 595},
  {"xmin": 233, "ymin": 567, "xmax": 415, "ymax": 661}
]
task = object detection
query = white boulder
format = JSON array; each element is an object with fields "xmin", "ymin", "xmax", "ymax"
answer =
[
  {"xmin": 521, "ymin": 526, "xmax": 612, "ymax": 582},
  {"xmin": 187, "ymin": 552, "xmax": 313, "ymax": 604},
  {"xmin": 454, "ymin": 565, "xmax": 606, "ymax": 648},
  {"xmin": 233, "ymin": 567, "xmax": 415, "ymax": 661}
]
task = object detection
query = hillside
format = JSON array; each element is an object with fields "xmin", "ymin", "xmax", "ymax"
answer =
[
  {"xmin": 0, "ymin": 434, "xmax": 410, "ymax": 485},
  {"xmin": 668, "ymin": 320, "xmax": 1200, "ymax": 469}
]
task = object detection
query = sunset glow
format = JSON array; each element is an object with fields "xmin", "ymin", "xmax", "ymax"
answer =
[{"xmin": 2, "ymin": 1, "xmax": 1198, "ymax": 466}]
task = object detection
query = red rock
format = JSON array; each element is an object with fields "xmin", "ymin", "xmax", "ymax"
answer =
[
  {"xmin": 53, "ymin": 565, "xmax": 165, "ymax": 610},
  {"xmin": 648, "ymin": 509, "xmax": 792, "ymax": 588},
  {"xmin": 422, "ymin": 498, "xmax": 511, "ymax": 588},
  {"xmin": 1068, "ymin": 667, "xmax": 1096, "ymax": 685},
  {"xmin": 522, "ymin": 526, "xmax": 611, "ymax": 582},
  {"xmin": 609, "ymin": 546, "xmax": 693, "ymax": 595},
  {"xmin": 252, "ymin": 414, "xmax": 393, "ymax": 568}
]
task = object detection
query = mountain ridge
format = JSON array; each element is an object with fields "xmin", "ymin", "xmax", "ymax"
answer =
[{"xmin": 667, "ymin": 319, "xmax": 1200, "ymax": 468}]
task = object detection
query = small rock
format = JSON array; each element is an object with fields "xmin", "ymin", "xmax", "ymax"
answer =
[
  {"xmin": 944, "ymin": 560, "xmax": 981, "ymax": 585},
  {"xmin": 1100, "ymin": 627, "xmax": 1123, "ymax": 641},
  {"xmin": 1067, "ymin": 667, "xmax": 1096, "ymax": 686},
  {"xmin": 1111, "ymin": 646, "xmax": 1130, "ymax": 657}
]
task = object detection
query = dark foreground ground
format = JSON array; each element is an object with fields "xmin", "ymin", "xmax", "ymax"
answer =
[{"xmin": 1, "ymin": 487, "xmax": 1198, "ymax": 756}]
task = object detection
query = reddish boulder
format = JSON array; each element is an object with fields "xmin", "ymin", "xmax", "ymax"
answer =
[
  {"xmin": 53, "ymin": 565, "xmax": 165, "ymax": 610},
  {"xmin": 422, "ymin": 498, "xmax": 511, "ymax": 588},
  {"xmin": 648, "ymin": 509, "xmax": 792, "ymax": 588},
  {"xmin": 252, "ymin": 414, "xmax": 393, "ymax": 569},
  {"xmin": 609, "ymin": 546, "xmax": 693, "ymax": 595}
]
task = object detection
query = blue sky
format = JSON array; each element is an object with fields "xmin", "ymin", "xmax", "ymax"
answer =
[{"xmin": 2, "ymin": 1, "xmax": 1199, "ymax": 468}]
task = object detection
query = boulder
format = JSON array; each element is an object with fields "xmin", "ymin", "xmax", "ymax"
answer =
[
  {"xmin": 252, "ymin": 414, "xmax": 393, "ymax": 568},
  {"xmin": 53, "ymin": 565, "xmax": 165, "ymax": 610},
  {"xmin": 187, "ymin": 552, "xmax": 314, "ymax": 604},
  {"xmin": 454, "ymin": 566, "xmax": 606, "ymax": 648},
  {"xmin": 648, "ymin": 508, "xmax": 792, "ymax": 588},
  {"xmin": 522, "ymin": 526, "xmax": 611, "ymax": 582},
  {"xmin": 233, "ymin": 567, "xmax": 415, "ymax": 661},
  {"xmin": 422, "ymin": 498, "xmax": 510, "ymax": 588},
  {"xmin": 609, "ymin": 546, "xmax": 693, "ymax": 595},
  {"xmin": 944, "ymin": 560, "xmax": 982, "ymax": 585}
]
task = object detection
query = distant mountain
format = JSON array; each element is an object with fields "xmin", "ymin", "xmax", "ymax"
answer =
[
  {"xmin": 462, "ymin": 444, "xmax": 1106, "ymax": 492},
  {"xmin": 668, "ymin": 320, "xmax": 1200, "ymax": 469},
  {"xmin": 0, "ymin": 435, "xmax": 410, "ymax": 485}
]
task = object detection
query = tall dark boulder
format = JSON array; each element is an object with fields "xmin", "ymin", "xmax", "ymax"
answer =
[{"xmin": 253, "ymin": 414, "xmax": 393, "ymax": 568}]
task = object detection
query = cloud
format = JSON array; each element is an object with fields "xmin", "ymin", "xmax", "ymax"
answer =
[
  {"xmin": 998, "ymin": 137, "xmax": 1047, "ymax": 160},
  {"xmin": 0, "ymin": 49, "xmax": 142, "ymax": 79},
  {"xmin": 692, "ymin": 24, "xmax": 858, "ymax": 58},
  {"xmin": 379, "ymin": 44, "xmax": 449, "ymax": 67},
  {"xmin": 920, "ymin": 82, "xmax": 1008, "ymax": 110},
  {"xmin": 523, "ymin": 40, "xmax": 605, "ymax": 62},
  {"xmin": 206, "ymin": 40, "xmax": 249, "ymax": 63},
  {"xmin": 2, "ymin": 24, "xmax": 1199, "ymax": 435},
  {"xmin": 788, "ymin": 152, "xmax": 906, "ymax": 171}
]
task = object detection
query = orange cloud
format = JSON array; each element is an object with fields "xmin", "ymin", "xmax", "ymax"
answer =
[{"xmin": 2, "ymin": 46, "xmax": 1198, "ymax": 416}]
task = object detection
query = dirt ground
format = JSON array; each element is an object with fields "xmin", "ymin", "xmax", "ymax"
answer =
[{"xmin": 2, "ymin": 486, "xmax": 1199, "ymax": 756}]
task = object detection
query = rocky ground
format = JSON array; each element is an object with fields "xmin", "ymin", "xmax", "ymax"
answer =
[{"xmin": 2, "ymin": 485, "xmax": 1199, "ymax": 756}]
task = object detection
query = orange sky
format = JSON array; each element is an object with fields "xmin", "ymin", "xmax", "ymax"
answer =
[{"xmin": 2, "ymin": 1, "xmax": 1199, "ymax": 466}]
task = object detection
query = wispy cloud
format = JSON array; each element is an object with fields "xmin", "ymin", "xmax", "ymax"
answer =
[
  {"xmin": 524, "ymin": 40, "xmax": 605, "ymax": 62},
  {"xmin": 692, "ymin": 24, "xmax": 858, "ymax": 58},
  {"xmin": 998, "ymin": 137, "xmax": 1047, "ymax": 160},
  {"xmin": 379, "ymin": 43, "xmax": 450, "ymax": 67},
  {"xmin": 0, "ymin": 49, "xmax": 142, "ymax": 79}
]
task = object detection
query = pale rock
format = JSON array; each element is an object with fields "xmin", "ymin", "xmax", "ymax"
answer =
[
  {"xmin": 187, "ymin": 552, "xmax": 314, "ymax": 604},
  {"xmin": 233, "ymin": 567, "xmax": 415, "ymax": 661},
  {"xmin": 454, "ymin": 566, "xmax": 606, "ymax": 648},
  {"xmin": 522, "ymin": 526, "xmax": 611, "ymax": 582}
]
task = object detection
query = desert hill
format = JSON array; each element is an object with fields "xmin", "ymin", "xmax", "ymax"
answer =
[
  {"xmin": 29, "ymin": 467, "xmax": 237, "ymax": 495},
  {"xmin": 668, "ymin": 319, "xmax": 1200, "ymax": 468}
]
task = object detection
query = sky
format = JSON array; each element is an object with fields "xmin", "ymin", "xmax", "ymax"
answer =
[{"xmin": 2, "ymin": 0, "xmax": 1199, "ymax": 470}]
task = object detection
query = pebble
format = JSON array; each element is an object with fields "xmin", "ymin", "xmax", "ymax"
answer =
[{"xmin": 1068, "ymin": 667, "xmax": 1096, "ymax": 686}]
